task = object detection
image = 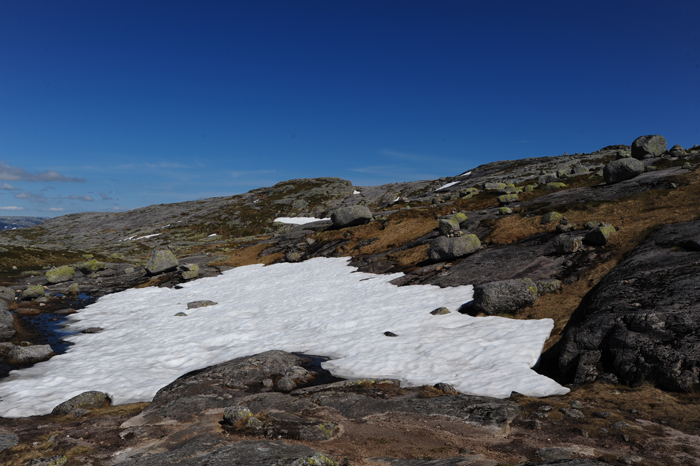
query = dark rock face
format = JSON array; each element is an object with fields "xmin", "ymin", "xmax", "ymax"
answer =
[
  {"xmin": 559, "ymin": 219, "xmax": 700, "ymax": 391},
  {"xmin": 631, "ymin": 134, "xmax": 667, "ymax": 159},
  {"xmin": 603, "ymin": 158, "xmax": 644, "ymax": 184},
  {"xmin": 471, "ymin": 279, "xmax": 538, "ymax": 315},
  {"xmin": 330, "ymin": 205, "xmax": 372, "ymax": 227}
]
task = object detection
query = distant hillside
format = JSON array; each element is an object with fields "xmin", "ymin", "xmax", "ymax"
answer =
[{"xmin": 0, "ymin": 216, "xmax": 46, "ymax": 231}]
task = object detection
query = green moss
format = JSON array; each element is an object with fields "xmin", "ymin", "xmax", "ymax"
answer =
[{"xmin": 46, "ymin": 265, "xmax": 75, "ymax": 284}]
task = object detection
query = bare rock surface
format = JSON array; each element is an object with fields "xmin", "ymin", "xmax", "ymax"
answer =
[{"xmin": 559, "ymin": 219, "xmax": 700, "ymax": 391}]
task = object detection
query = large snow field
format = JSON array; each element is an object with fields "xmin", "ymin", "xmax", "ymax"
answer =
[{"xmin": 0, "ymin": 257, "xmax": 568, "ymax": 418}]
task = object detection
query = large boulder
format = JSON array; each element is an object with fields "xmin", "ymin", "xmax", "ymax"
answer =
[
  {"xmin": 330, "ymin": 205, "xmax": 372, "ymax": 228},
  {"xmin": 471, "ymin": 278, "xmax": 539, "ymax": 315},
  {"xmin": 52, "ymin": 391, "xmax": 110, "ymax": 415},
  {"xmin": 46, "ymin": 265, "xmax": 75, "ymax": 284},
  {"xmin": 559, "ymin": 219, "xmax": 700, "ymax": 391},
  {"xmin": 428, "ymin": 235, "xmax": 481, "ymax": 261},
  {"xmin": 603, "ymin": 158, "xmax": 645, "ymax": 184},
  {"xmin": 8, "ymin": 344, "xmax": 54, "ymax": 364},
  {"xmin": 145, "ymin": 247, "xmax": 179, "ymax": 275},
  {"xmin": 631, "ymin": 134, "xmax": 667, "ymax": 159}
]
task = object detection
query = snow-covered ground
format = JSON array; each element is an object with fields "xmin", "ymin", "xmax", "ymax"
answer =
[
  {"xmin": 273, "ymin": 217, "xmax": 325, "ymax": 225},
  {"xmin": 436, "ymin": 181, "xmax": 460, "ymax": 191},
  {"xmin": 0, "ymin": 258, "xmax": 568, "ymax": 418}
]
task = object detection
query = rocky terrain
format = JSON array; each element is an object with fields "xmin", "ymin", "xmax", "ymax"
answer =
[{"xmin": 1, "ymin": 135, "xmax": 700, "ymax": 465}]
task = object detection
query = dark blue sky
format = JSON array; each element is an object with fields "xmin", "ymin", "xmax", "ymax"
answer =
[{"xmin": 1, "ymin": 1, "xmax": 698, "ymax": 217}]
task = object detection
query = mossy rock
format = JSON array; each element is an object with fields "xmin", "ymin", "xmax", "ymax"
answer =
[
  {"xmin": 76, "ymin": 259, "xmax": 106, "ymax": 274},
  {"xmin": 46, "ymin": 265, "xmax": 75, "ymax": 284},
  {"xmin": 546, "ymin": 182, "xmax": 567, "ymax": 190},
  {"xmin": 484, "ymin": 182, "xmax": 506, "ymax": 191},
  {"xmin": 68, "ymin": 283, "xmax": 80, "ymax": 293},
  {"xmin": 452, "ymin": 212, "xmax": 467, "ymax": 224},
  {"xmin": 146, "ymin": 248, "xmax": 179, "ymax": 275},
  {"xmin": 181, "ymin": 263, "xmax": 199, "ymax": 280},
  {"xmin": 584, "ymin": 223, "xmax": 616, "ymax": 246},
  {"xmin": 498, "ymin": 207, "xmax": 513, "ymax": 215},
  {"xmin": 541, "ymin": 212, "xmax": 564, "ymax": 224},
  {"xmin": 497, "ymin": 194, "xmax": 519, "ymax": 204},
  {"xmin": 682, "ymin": 162, "xmax": 692, "ymax": 169},
  {"xmin": 23, "ymin": 284, "xmax": 45, "ymax": 299},
  {"xmin": 438, "ymin": 218, "xmax": 460, "ymax": 235}
]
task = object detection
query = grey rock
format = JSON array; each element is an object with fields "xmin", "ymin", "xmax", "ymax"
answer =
[
  {"xmin": 538, "ymin": 173, "xmax": 559, "ymax": 185},
  {"xmin": 433, "ymin": 382, "xmax": 458, "ymax": 395},
  {"xmin": 285, "ymin": 251, "xmax": 303, "ymax": 262},
  {"xmin": 560, "ymin": 408, "xmax": 585, "ymax": 419},
  {"xmin": 552, "ymin": 234, "xmax": 583, "ymax": 254},
  {"xmin": 24, "ymin": 456, "xmax": 67, "ymax": 466},
  {"xmin": 428, "ymin": 235, "xmax": 481, "ymax": 261},
  {"xmin": 0, "ymin": 286, "xmax": 15, "ymax": 302},
  {"xmin": 484, "ymin": 182, "xmax": 506, "ymax": 190},
  {"xmin": 541, "ymin": 212, "xmax": 564, "ymax": 224},
  {"xmin": 222, "ymin": 406, "xmax": 253, "ymax": 425},
  {"xmin": 670, "ymin": 144, "xmax": 686, "ymax": 156},
  {"xmin": 438, "ymin": 218, "xmax": 460, "ymax": 235},
  {"xmin": 603, "ymin": 158, "xmax": 645, "ymax": 184},
  {"xmin": 497, "ymin": 193, "xmax": 519, "ymax": 204},
  {"xmin": 52, "ymin": 391, "xmax": 110, "ymax": 415},
  {"xmin": 330, "ymin": 205, "xmax": 372, "ymax": 228},
  {"xmin": 0, "ymin": 309, "xmax": 16, "ymax": 339},
  {"xmin": 570, "ymin": 163, "xmax": 589, "ymax": 175},
  {"xmin": 536, "ymin": 279, "xmax": 562, "ymax": 295},
  {"xmin": 8, "ymin": 344, "xmax": 54, "ymax": 364},
  {"xmin": 559, "ymin": 219, "xmax": 700, "ymax": 391},
  {"xmin": 472, "ymin": 278, "xmax": 538, "ymax": 315},
  {"xmin": 180, "ymin": 263, "xmax": 199, "ymax": 279},
  {"xmin": 430, "ymin": 307, "xmax": 451, "ymax": 315},
  {"xmin": 145, "ymin": 247, "xmax": 179, "ymax": 274},
  {"xmin": 187, "ymin": 300, "xmax": 218, "ymax": 309},
  {"xmin": 22, "ymin": 284, "xmax": 45, "ymax": 299},
  {"xmin": 0, "ymin": 432, "xmax": 19, "ymax": 452},
  {"xmin": 631, "ymin": 134, "xmax": 667, "ymax": 159}
]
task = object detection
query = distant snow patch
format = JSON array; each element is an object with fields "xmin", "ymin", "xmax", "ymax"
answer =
[
  {"xmin": 273, "ymin": 217, "xmax": 324, "ymax": 225},
  {"xmin": 436, "ymin": 181, "xmax": 460, "ymax": 191},
  {"xmin": 458, "ymin": 170, "xmax": 472, "ymax": 177},
  {"xmin": 353, "ymin": 190, "xmax": 360, "ymax": 195}
]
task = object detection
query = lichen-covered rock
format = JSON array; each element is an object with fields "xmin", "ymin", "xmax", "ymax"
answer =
[
  {"xmin": 76, "ymin": 259, "xmax": 106, "ymax": 274},
  {"xmin": 145, "ymin": 247, "xmax": 179, "ymax": 274},
  {"xmin": 223, "ymin": 406, "xmax": 253, "ymax": 425},
  {"xmin": 603, "ymin": 158, "xmax": 645, "ymax": 184},
  {"xmin": 583, "ymin": 221, "xmax": 601, "ymax": 230},
  {"xmin": 570, "ymin": 163, "xmax": 590, "ymax": 175},
  {"xmin": 497, "ymin": 194, "xmax": 518, "ymax": 204},
  {"xmin": 187, "ymin": 300, "xmax": 218, "ymax": 309},
  {"xmin": 631, "ymin": 134, "xmax": 667, "ymax": 159},
  {"xmin": 546, "ymin": 182, "xmax": 567, "ymax": 190},
  {"xmin": 67, "ymin": 283, "xmax": 80, "ymax": 293},
  {"xmin": 484, "ymin": 182, "xmax": 506, "ymax": 190},
  {"xmin": 46, "ymin": 265, "xmax": 75, "ymax": 284},
  {"xmin": 24, "ymin": 456, "xmax": 68, "ymax": 466},
  {"xmin": 180, "ymin": 263, "xmax": 199, "ymax": 279},
  {"xmin": 541, "ymin": 212, "xmax": 564, "ymax": 224},
  {"xmin": 452, "ymin": 212, "xmax": 468, "ymax": 224},
  {"xmin": 472, "ymin": 278, "xmax": 539, "ymax": 315},
  {"xmin": 498, "ymin": 207, "xmax": 513, "ymax": 215},
  {"xmin": 291, "ymin": 453, "xmax": 339, "ymax": 466},
  {"xmin": 22, "ymin": 284, "xmax": 45, "ymax": 299},
  {"xmin": 430, "ymin": 307, "xmax": 451, "ymax": 315},
  {"xmin": 438, "ymin": 218, "xmax": 460, "ymax": 235},
  {"xmin": 285, "ymin": 251, "xmax": 303, "ymax": 262},
  {"xmin": 670, "ymin": 144, "xmax": 686, "ymax": 156},
  {"xmin": 683, "ymin": 162, "xmax": 692, "ymax": 169},
  {"xmin": 428, "ymin": 235, "xmax": 481, "ymax": 261},
  {"xmin": 584, "ymin": 223, "xmax": 615, "ymax": 246},
  {"xmin": 330, "ymin": 205, "xmax": 372, "ymax": 228},
  {"xmin": 536, "ymin": 279, "xmax": 562, "ymax": 295},
  {"xmin": 553, "ymin": 234, "xmax": 583, "ymax": 254},
  {"xmin": 8, "ymin": 344, "xmax": 54, "ymax": 364},
  {"xmin": 52, "ymin": 391, "xmax": 110, "ymax": 415},
  {"xmin": 0, "ymin": 286, "xmax": 15, "ymax": 302},
  {"xmin": 298, "ymin": 423, "xmax": 339, "ymax": 441},
  {"xmin": 538, "ymin": 173, "xmax": 559, "ymax": 185}
]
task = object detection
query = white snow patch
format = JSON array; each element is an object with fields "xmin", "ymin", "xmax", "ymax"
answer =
[
  {"xmin": 208, "ymin": 234, "xmax": 217, "ymax": 237},
  {"xmin": 273, "ymin": 217, "xmax": 324, "ymax": 225},
  {"xmin": 458, "ymin": 170, "xmax": 472, "ymax": 177},
  {"xmin": 135, "ymin": 233, "xmax": 161, "ymax": 240},
  {"xmin": 0, "ymin": 258, "xmax": 568, "ymax": 418},
  {"xmin": 353, "ymin": 190, "xmax": 360, "ymax": 195},
  {"xmin": 436, "ymin": 181, "xmax": 460, "ymax": 191}
]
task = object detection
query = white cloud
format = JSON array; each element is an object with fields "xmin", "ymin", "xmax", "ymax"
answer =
[
  {"xmin": 0, "ymin": 162, "xmax": 84, "ymax": 182},
  {"xmin": 0, "ymin": 182, "xmax": 19, "ymax": 190},
  {"xmin": 48, "ymin": 207, "xmax": 65, "ymax": 212},
  {"xmin": 68, "ymin": 195, "xmax": 94, "ymax": 201},
  {"xmin": 14, "ymin": 192, "xmax": 46, "ymax": 203},
  {"xmin": 0, "ymin": 206, "xmax": 23, "ymax": 210}
]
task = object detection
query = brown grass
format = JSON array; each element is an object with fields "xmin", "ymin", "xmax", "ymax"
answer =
[{"xmin": 212, "ymin": 242, "xmax": 284, "ymax": 268}]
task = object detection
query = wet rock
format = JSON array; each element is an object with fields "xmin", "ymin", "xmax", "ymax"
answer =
[
  {"xmin": 428, "ymin": 235, "xmax": 481, "ymax": 261},
  {"xmin": 52, "ymin": 391, "xmax": 110, "ymax": 415},
  {"xmin": 8, "ymin": 344, "xmax": 54, "ymax": 364},
  {"xmin": 330, "ymin": 205, "xmax": 372, "ymax": 228},
  {"xmin": 145, "ymin": 247, "xmax": 179, "ymax": 275},
  {"xmin": 187, "ymin": 300, "xmax": 218, "ymax": 309},
  {"xmin": 584, "ymin": 223, "xmax": 615, "ymax": 246},
  {"xmin": 46, "ymin": 266, "xmax": 75, "ymax": 284},
  {"xmin": 471, "ymin": 278, "xmax": 538, "ymax": 315},
  {"xmin": 631, "ymin": 134, "xmax": 667, "ymax": 159},
  {"xmin": 559, "ymin": 219, "xmax": 700, "ymax": 391},
  {"xmin": 603, "ymin": 158, "xmax": 645, "ymax": 184}
]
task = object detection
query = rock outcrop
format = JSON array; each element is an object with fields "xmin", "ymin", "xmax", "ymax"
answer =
[
  {"xmin": 631, "ymin": 134, "xmax": 667, "ymax": 159},
  {"xmin": 559, "ymin": 219, "xmax": 700, "ymax": 391},
  {"xmin": 330, "ymin": 205, "xmax": 373, "ymax": 227},
  {"xmin": 603, "ymin": 158, "xmax": 645, "ymax": 184}
]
